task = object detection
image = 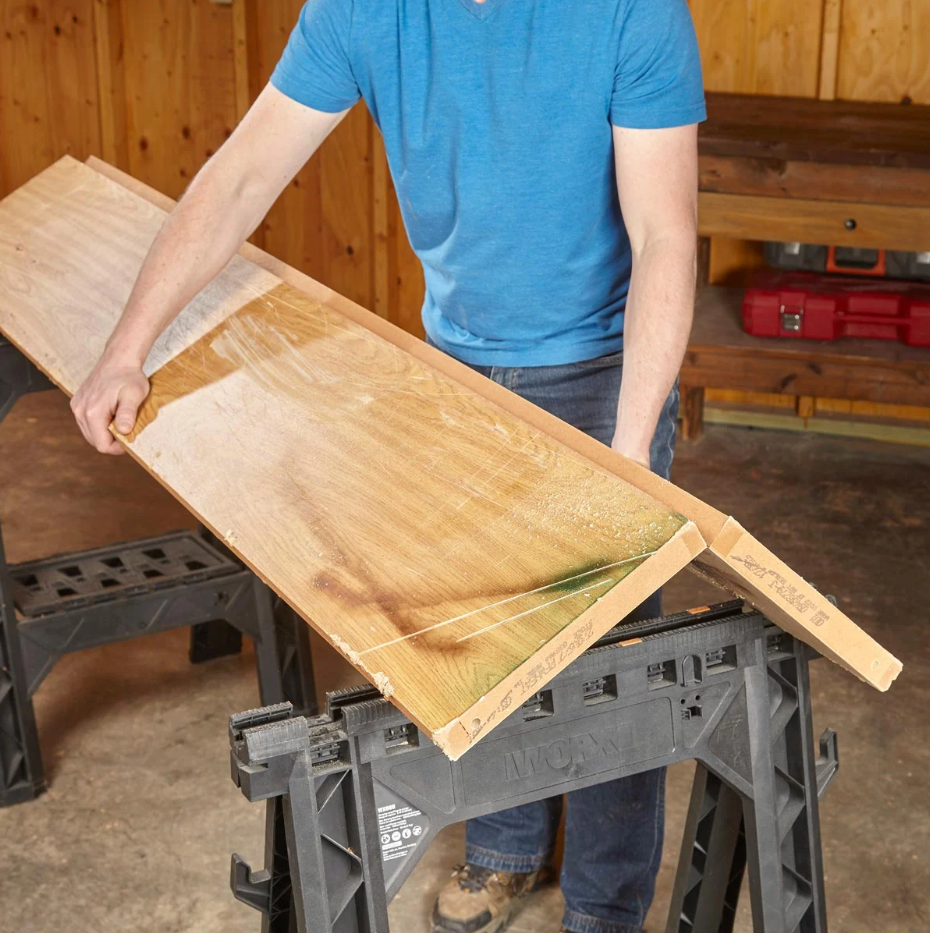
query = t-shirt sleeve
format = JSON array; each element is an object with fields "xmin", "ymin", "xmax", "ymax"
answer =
[
  {"xmin": 270, "ymin": 0, "xmax": 361, "ymax": 113},
  {"xmin": 610, "ymin": 0, "xmax": 706, "ymax": 129}
]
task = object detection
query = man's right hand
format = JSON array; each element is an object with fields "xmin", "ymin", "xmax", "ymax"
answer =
[
  {"xmin": 68, "ymin": 85, "xmax": 345, "ymax": 456},
  {"xmin": 70, "ymin": 350, "xmax": 150, "ymax": 455}
]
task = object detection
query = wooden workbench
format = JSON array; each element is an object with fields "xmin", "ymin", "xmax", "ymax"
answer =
[
  {"xmin": 681, "ymin": 288, "xmax": 930, "ymax": 440},
  {"xmin": 684, "ymin": 92, "xmax": 930, "ymax": 438}
]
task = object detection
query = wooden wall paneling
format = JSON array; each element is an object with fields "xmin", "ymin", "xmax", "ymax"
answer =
[
  {"xmin": 119, "ymin": 0, "xmax": 238, "ymax": 199},
  {"xmin": 91, "ymin": 0, "xmax": 128, "ymax": 169},
  {"xmin": 690, "ymin": 0, "xmax": 753, "ymax": 93},
  {"xmin": 818, "ymin": 0, "xmax": 844, "ymax": 100},
  {"xmin": 751, "ymin": 0, "xmax": 826, "ymax": 96},
  {"xmin": 248, "ymin": 0, "xmax": 322, "ymax": 275},
  {"xmin": 0, "ymin": 0, "xmax": 100, "ymax": 196},
  {"xmin": 246, "ymin": 0, "xmax": 376, "ymax": 311},
  {"xmin": 387, "ymin": 174, "xmax": 426, "ymax": 338},
  {"xmin": 691, "ymin": 0, "xmax": 825, "ymax": 96},
  {"xmin": 372, "ymin": 131, "xmax": 391, "ymax": 320},
  {"xmin": 691, "ymin": 0, "xmax": 825, "ymax": 285},
  {"xmin": 318, "ymin": 104, "xmax": 375, "ymax": 310},
  {"xmin": 231, "ymin": 0, "xmax": 261, "ymax": 123},
  {"xmin": 229, "ymin": 0, "xmax": 264, "ymax": 249},
  {"xmin": 837, "ymin": 0, "xmax": 930, "ymax": 104}
]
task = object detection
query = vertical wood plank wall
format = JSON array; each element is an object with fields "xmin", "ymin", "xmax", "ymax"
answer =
[{"xmin": 0, "ymin": 0, "xmax": 927, "ymax": 336}]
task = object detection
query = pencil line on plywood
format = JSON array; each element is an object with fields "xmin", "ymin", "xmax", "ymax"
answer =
[
  {"xmin": 356, "ymin": 551, "xmax": 658, "ymax": 657},
  {"xmin": 454, "ymin": 577, "xmax": 614, "ymax": 643}
]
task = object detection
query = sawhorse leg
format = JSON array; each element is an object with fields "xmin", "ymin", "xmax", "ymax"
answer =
[
  {"xmin": 669, "ymin": 631, "xmax": 833, "ymax": 933},
  {"xmin": 667, "ymin": 767, "xmax": 745, "ymax": 933},
  {"xmin": 194, "ymin": 526, "xmax": 318, "ymax": 715},
  {"xmin": 242, "ymin": 580, "xmax": 317, "ymax": 714},
  {"xmin": 0, "ymin": 518, "xmax": 45, "ymax": 805},
  {"xmin": 0, "ymin": 338, "xmax": 52, "ymax": 804}
]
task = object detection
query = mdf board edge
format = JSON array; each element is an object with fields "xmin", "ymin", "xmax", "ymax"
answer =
[
  {"xmin": 697, "ymin": 518, "xmax": 902, "ymax": 692},
  {"xmin": 434, "ymin": 521, "xmax": 707, "ymax": 759}
]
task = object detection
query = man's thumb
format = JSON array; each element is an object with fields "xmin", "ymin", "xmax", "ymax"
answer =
[{"xmin": 114, "ymin": 385, "xmax": 144, "ymax": 435}]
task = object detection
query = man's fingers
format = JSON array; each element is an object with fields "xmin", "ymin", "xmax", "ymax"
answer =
[
  {"xmin": 70, "ymin": 365, "xmax": 149, "ymax": 454},
  {"xmin": 86, "ymin": 403, "xmax": 120, "ymax": 453},
  {"xmin": 100, "ymin": 435, "xmax": 125, "ymax": 455},
  {"xmin": 113, "ymin": 381, "xmax": 148, "ymax": 435},
  {"xmin": 113, "ymin": 402, "xmax": 137, "ymax": 435},
  {"xmin": 71, "ymin": 402, "xmax": 94, "ymax": 448}
]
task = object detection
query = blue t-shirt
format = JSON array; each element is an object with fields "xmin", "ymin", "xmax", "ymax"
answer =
[{"xmin": 272, "ymin": 0, "xmax": 705, "ymax": 366}]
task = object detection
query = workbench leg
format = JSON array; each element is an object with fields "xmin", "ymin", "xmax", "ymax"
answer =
[
  {"xmin": 0, "ymin": 519, "xmax": 45, "ymax": 806},
  {"xmin": 680, "ymin": 386, "xmax": 705, "ymax": 442}
]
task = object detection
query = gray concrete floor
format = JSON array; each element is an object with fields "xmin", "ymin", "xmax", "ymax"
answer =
[{"xmin": 0, "ymin": 391, "xmax": 928, "ymax": 932}]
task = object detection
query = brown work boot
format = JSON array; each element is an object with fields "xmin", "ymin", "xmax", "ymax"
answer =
[{"xmin": 431, "ymin": 862, "xmax": 551, "ymax": 933}]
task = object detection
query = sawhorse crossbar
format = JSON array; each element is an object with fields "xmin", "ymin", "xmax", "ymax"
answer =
[{"xmin": 229, "ymin": 601, "xmax": 839, "ymax": 933}]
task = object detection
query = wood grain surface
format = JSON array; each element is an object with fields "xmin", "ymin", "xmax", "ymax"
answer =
[
  {"xmin": 691, "ymin": 0, "xmax": 825, "ymax": 97},
  {"xmin": 698, "ymin": 191, "xmax": 930, "ymax": 253},
  {"xmin": 0, "ymin": 157, "xmax": 701, "ymax": 756},
  {"xmin": 699, "ymin": 154, "xmax": 930, "ymax": 209},
  {"xmin": 701, "ymin": 92, "xmax": 930, "ymax": 169},
  {"xmin": 837, "ymin": 0, "xmax": 930, "ymax": 104},
  {"xmin": 0, "ymin": 0, "xmax": 101, "ymax": 194}
]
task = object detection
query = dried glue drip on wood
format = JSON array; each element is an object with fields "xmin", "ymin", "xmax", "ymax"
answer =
[
  {"xmin": 372, "ymin": 671, "xmax": 394, "ymax": 698},
  {"xmin": 329, "ymin": 633, "xmax": 361, "ymax": 667}
]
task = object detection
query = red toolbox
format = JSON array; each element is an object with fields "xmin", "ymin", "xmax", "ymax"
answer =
[{"xmin": 742, "ymin": 271, "xmax": 930, "ymax": 348}]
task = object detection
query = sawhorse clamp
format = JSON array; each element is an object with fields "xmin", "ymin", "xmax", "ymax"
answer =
[{"xmin": 228, "ymin": 601, "xmax": 839, "ymax": 933}]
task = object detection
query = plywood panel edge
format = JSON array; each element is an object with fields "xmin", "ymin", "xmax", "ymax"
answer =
[{"xmin": 434, "ymin": 521, "xmax": 706, "ymax": 759}]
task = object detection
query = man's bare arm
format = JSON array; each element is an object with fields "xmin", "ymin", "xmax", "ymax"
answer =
[
  {"xmin": 611, "ymin": 123, "xmax": 698, "ymax": 468},
  {"xmin": 71, "ymin": 85, "xmax": 348, "ymax": 454}
]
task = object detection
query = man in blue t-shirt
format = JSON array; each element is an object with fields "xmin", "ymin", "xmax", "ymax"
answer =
[{"xmin": 72, "ymin": 1, "xmax": 705, "ymax": 930}]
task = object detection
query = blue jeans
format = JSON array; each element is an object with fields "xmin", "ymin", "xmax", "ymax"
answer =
[{"xmin": 439, "ymin": 343, "xmax": 679, "ymax": 933}]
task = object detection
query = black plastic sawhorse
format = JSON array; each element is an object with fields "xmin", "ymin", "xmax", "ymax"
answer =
[
  {"xmin": 0, "ymin": 336, "xmax": 317, "ymax": 806},
  {"xmin": 228, "ymin": 601, "xmax": 838, "ymax": 933}
]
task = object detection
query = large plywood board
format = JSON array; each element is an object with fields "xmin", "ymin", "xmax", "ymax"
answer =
[
  {"xmin": 0, "ymin": 157, "xmax": 704, "ymax": 757},
  {"xmin": 82, "ymin": 164, "xmax": 907, "ymax": 701}
]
